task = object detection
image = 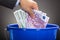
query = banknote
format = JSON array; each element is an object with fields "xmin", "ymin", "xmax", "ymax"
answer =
[
  {"xmin": 14, "ymin": 9, "xmax": 28, "ymax": 28},
  {"xmin": 14, "ymin": 9, "xmax": 50, "ymax": 29}
]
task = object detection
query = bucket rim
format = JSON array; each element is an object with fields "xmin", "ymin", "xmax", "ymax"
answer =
[{"xmin": 7, "ymin": 23, "xmax": 59, "ymax": 30}]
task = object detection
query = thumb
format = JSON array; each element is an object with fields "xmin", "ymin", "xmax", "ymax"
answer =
[{"xmin": 27, "ymin": 7, "xmax": 35, "ymax": 19}]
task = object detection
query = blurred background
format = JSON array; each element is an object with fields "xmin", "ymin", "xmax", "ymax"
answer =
[{"xmin": 0, "ymin": 0, "xmax": 60, "ymax": 40}]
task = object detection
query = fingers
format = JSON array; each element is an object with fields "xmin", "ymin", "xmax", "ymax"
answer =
[
  {"xmin": 26, "ymin": 2, "xmax": 39, "ymax": 18},
  {"xmin": 32, "ymin": 2, "xmax": 39, "ymax": 10},
  {"xmin": 27, "ymin": 7, "xmax": 35, "ymax": 19},
  {"xmin": 21, "ymin": 6, "xmax": 35, "ymax": 19},
  {"xmin": 20, "ymin": 0, "xmax": 39, "ymax": 19}
]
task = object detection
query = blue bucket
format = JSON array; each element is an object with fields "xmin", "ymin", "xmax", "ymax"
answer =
[{"xmin": 7, "ymin": 23, "xmax": 59, "ymax": 40}]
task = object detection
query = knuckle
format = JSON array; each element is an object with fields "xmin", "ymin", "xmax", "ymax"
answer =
[{"xmin": 33, "ymin": 2, "xmax": 37, "ymax": 5}]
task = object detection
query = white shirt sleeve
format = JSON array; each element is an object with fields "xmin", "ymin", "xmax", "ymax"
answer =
[{"xmin": 15, "ymin": 0, "xmax": 20, "ymax": 6}]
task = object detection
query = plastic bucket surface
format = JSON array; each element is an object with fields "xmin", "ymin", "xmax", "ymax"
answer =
[{"xmin": 7, "ymin": 23, "xmax": 59, "ymax": 40}]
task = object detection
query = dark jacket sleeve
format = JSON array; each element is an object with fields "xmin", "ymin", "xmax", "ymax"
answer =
[{"xmin": 0, "ymin": 0, "xmax": 17, "ymax": 9}]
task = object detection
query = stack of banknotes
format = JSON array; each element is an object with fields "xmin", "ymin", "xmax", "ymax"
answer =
[{"xmin": 14, "ymin": 9, "xmax": 49, "ymax": 29}]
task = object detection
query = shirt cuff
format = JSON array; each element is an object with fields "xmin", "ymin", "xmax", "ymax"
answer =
[{"xmin": 15, "ymin": 0, "xmax": 20, "ymax": 6}]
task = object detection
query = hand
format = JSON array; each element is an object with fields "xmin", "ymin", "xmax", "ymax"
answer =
[{"xmin": 20, "ymin": 0, "xmax": 39, "ymax": 18}]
